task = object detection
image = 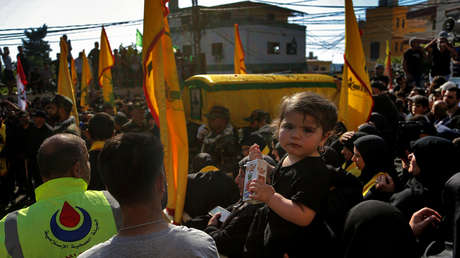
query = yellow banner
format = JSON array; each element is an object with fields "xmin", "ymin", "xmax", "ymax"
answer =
[
  {"xmin": 81, "ymin": 50, "xmax": 92, "ymax": 111},
  {"xmin": 339, "ymin": 0, "xmax": 373, "ymax": 131},
  {"xmin": 57, "ymin": 37, "xmax": 79, "ymax": 125},
  {"xmin": 71, "ymin": 57, "xmax": 77, "ymax": 90},
  {"xmin": 98, "ymin": 27, "xmax": 115, "ymax": 106},
  {"xmin": 142, "ymin": 0, "xmax": 189, "ymax": 224},
  {"xmin": 385, "ymin": 40, "xmax": 393, "ymax": 89},
  {"xmin": 234, "ymin": 24, "xmax": 247, "ymax": 74}
]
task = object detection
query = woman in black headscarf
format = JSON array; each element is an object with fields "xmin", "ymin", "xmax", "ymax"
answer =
[
  {"xmin": 357, "ymin": 122, "xmax": 382, "ymax": 136},
  {"xmin": 389, "ymin": 136, "xmax": 458, "ymax": 219},
  {"xmin": 340, "ymin": 131, "xmax": 367, "ymax": 178},
  {"xmin": 352, "ymin": 135, "xmax": 399, "ymax": 200},
  {"xmin": 342, "ymin": 200, "xmax": 418, "ymax": 258},
  {"xmin": 443, "ymin": 172, "xmax": 460, "ymax": 257}
]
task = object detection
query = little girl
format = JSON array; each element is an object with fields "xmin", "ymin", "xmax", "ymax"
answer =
[{"xmin": 249, "ymin": 92, "xmax": 338, "ymax": 257}]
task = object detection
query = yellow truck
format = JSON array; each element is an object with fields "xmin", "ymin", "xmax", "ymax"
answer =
[{"xmin": 182, "ymin": 73, "xmax": 340, "ymax": 127}]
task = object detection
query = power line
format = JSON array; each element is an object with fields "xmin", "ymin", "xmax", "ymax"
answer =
[
  {"xmin": 0, "ymin": 20, "xmax": 142, "ymax": 42},
  {"xmin": 0, "ymin": 19, "xmax": 142, "ymax": 33},
  {"xmin": 252, "ymin": 0, "xmax": 376, "ymax": 8},
  {"xmin": 253, "ymin": 0, "xmax": 460, "ymax": 8}
]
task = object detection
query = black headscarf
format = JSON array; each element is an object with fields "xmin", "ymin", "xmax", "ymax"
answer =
[
  {"xmin": 442, "ymin": 173, "xmax": 460, "ymax": 257},
  {"xmin": 369, "ymin": 112, "xmax": 387, "ymax": 132},
  {"xmin": 411, "ymin": 136, "xmax": 458, "ymax": 192},
  {"xmin": 241, "ymin": 132, "xmax": 266, "ymax": 150},
  {"xmin": 357, "ymin": 123, "xmax": 381, "ymax": 136},
  {"xmin": 342, "ymin": 132, "xmax": 368, "ymax": 152},
  {"xmin": 321, "ymin": 146, "xmax": 342, "ymax": 168},
  {"xmin": 354, "ymin": 135, "xmax": 393, "ymax": 184},
  {"xmin": 342, "ymin": 200, "xmax": 417, "ymax": 258}
]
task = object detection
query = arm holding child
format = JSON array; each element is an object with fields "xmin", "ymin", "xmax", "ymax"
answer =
[
  {"xmin": 247, "ymin": 144, "xmax": 316, "ymax": 227},
  {"xmin": 249, "ymin": 179, "xmax": 316, "ymax": 226}
]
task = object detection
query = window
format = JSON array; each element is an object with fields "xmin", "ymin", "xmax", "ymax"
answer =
[
  {"xmin": 432, "ymin": 18, "xmax": 436, "ymax": 30},
  {"xmin": 320, "ymin": 66, "xmax": 326, "ymax": 71},
  {"xmin": 183, "ymin": 45, "xmax": 192, "ymax": 57},
  {"xmin": 211, "ymin": 43, "xmax": 223, "ymax": 57},
  {"xmin": 370, "ymin": 42, "xmax": 380, "ymax": 60},
  {"xmin": 394, "ymin": 42, "xmax": 398, "ymax": 53},
  {"xmin": 400, "ymin": 42, "xmax": 404, "ymax": 52},
  {"xmin": 267, "ymin": 42, "xmax": 280, "ymax": 55},
  {"xmin": 396, "ymin": 18, "xmax": 400, "ymax": 28},
  {"xmin": 286, "ymin": 37, "xmax": 297, "ymax": 55},
  {"xmin": 267, "ymin": 13, "xmax": 275, "ymax": 21},
  {"xmin": 402, "ymin": 18, "xmax": 405, "ymax": 28}
]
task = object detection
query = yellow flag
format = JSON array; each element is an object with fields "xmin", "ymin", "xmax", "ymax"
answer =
[
  {"xmin": 81, "ymin": 50, "xmax": 92, "ymax": 111},
  {"xmin": 339, "ymin": 0, "xmax": 373, "ymax": 131},
  {"xmin": 98, "ymin": 27, "xmax": 115, "ymax": 106},
  {"xmin": 384, "ymin": 40, "xmax": 393, "ymax": 89},
  {"xmin": 57, "ymin": 37, "xmax": 79, "ymax": 125},
  {"xmin": 143, "ymin": 0, "xmax": 189, "ymax": 223},
  {"xmin": 234, "ymin": 24, "xmax": 247, "ymax": 74},
  {"xmin": 71, "ymin": 57, "xmax": 77, "ymax": 90}
]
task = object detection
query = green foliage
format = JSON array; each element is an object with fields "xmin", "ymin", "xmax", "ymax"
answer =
[{"xmin": 22, "ymin": 24, "xmax": 51, "ymax": 68}]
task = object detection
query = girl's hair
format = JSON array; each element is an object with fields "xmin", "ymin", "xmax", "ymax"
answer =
[{"xmin": 272, "ymin": 92, "xmax": 337, "ymax": 136}]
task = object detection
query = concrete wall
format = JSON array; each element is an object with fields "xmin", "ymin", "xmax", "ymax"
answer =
[
  {"xmin": 306, "ymin": 60, "xmax": 332, "ymax": 74},
  {"xmin": 170, "ymin": 24, "xmax": 306, "ymax": 73}
]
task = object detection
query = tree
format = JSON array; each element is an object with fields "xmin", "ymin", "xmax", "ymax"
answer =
[{"xmin": 22, "ymin": 24, "xmax": 51, "ymax": 68}]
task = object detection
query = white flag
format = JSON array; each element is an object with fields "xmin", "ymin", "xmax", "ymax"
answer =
[{"xmin": 16, "ymin": 58, "xmax": 28, "ymax": 111}]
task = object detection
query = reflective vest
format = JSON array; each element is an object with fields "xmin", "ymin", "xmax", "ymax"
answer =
[{"xmin": 0, "ymin": 177, "xmax": 122, "ymax": 258}]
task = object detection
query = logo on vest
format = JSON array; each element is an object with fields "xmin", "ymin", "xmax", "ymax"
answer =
[
  {"xmin": 45, "ymin": 201, "xmax": 99, "ymax": 249},
  {"xmin": 50, "ymin": 201, "xmax": 92, "ymax": 242}
]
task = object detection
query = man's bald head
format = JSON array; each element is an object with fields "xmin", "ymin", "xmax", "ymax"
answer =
[{"xmin": 37, "ymin": 134, "xmax": 89, "ymax": 181}]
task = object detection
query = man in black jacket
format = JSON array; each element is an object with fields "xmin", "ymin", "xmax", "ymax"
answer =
[
  {"xmin": 87, "ymin": 112, "xmax": 114, "ymax": 190},
  {"xmin": 26, "ymin": 110, "xmax": 52, "ymax": 199}
]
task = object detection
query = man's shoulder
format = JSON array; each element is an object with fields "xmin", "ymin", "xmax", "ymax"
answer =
[
  {"xmin": 6, "ymin": 189, "xmax": 115, "ymax": 219},
  {"xmin": 169, "ymin": 224, "xmax": 214, "ymax": 242},
  {"xmin": 168, "ymin": 225, "xmax": 218, "ymax": 253},
  {"xmin": 79, "ymin": 225, "xmax": 218, "ymax": 258},
  {"xmin": 78, "ymin": 237, "xmax": 113, "ymax": 258},
  {"xmin": 0, "ymin": 206, "xmax": 29, "ymax": 224}
]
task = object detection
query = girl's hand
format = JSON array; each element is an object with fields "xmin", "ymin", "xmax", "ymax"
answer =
[
  {"xmin": 248, "ymin": 178, "xmax": 275, "ymax": 204},
  {"xmin": 248, "ymin": 144, "xmax": 262, "ymax": 160},
  {"xmin": 375, "ymin": 174, "xmax": 395, "ymax": 193}
]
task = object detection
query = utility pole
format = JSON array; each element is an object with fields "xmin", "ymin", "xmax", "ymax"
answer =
[{"xmin": 191, "ymin": 0, "xmax": 203, "ymax": 74}]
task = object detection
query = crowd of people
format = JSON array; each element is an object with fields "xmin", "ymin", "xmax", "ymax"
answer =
[
  {"xmin": 0, "ymin": 38, "xmax": 143, "ymax": 97},
  {"xmin": 0, "ymin": 31, "xmax": 459, "ymax": 257}
]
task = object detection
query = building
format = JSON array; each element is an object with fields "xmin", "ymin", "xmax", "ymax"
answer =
[
  {"xmin": 168, "ymin": 1, "xmax": 307, "ymax": 75},
  {"xmin": 406, "ymin": 0, "xmax": 460, "ymax": 41},
  {"xmin": 306, "ymin": 52, "xmax": 332, "ymax": 74},
  {"xmin": 360, "ymin": 0, "xmax": 419, "ymax": 69}
]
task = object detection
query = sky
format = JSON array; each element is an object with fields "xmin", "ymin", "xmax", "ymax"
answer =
[{"xmin": 0, "ymin": 0, "xmax": 382, "ymax": 64}]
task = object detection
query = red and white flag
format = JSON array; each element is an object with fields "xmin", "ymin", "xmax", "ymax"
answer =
[{"xmin": 16, "ymin": 58, "xmax": 28, "ymax": 110}]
